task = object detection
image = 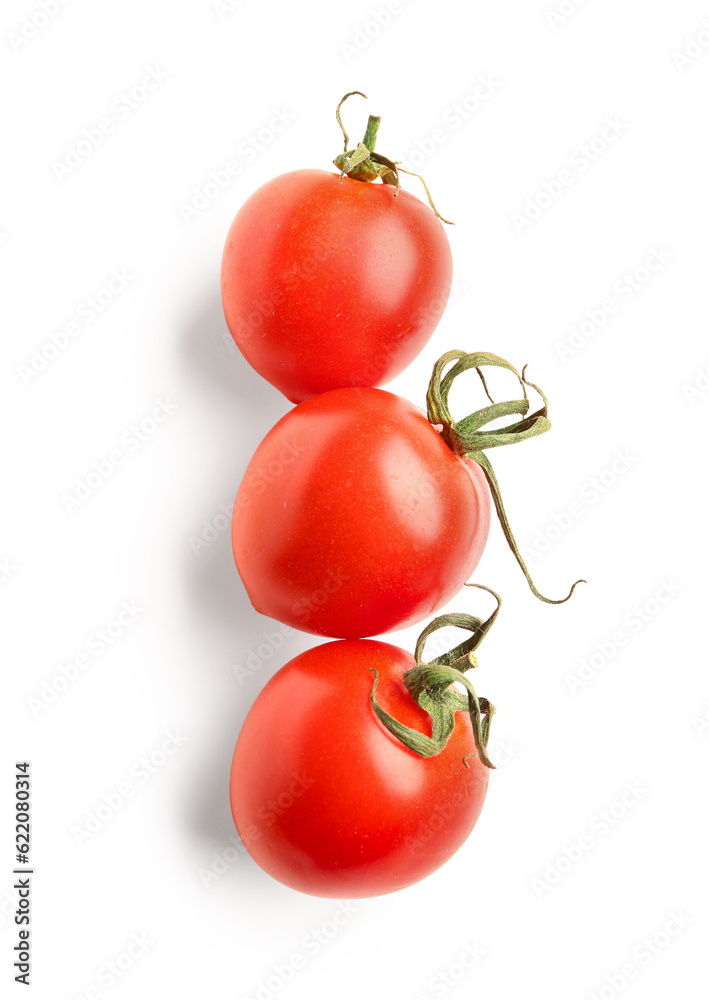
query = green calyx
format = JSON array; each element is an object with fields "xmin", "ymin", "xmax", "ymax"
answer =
[
  {"xmin": 427, "ymin": 351, "xmax": 585, "ymax": 605},
  {"xmin": 370, "ymin": 584, "xmax": 500, "ymax": 768},
  {"xmin": 332, "ymin": 91, "xmax": 453, "ymax": 225}
]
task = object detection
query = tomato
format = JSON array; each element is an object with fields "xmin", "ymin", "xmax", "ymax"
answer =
[
  {"xmin": 232, "ymin": 350, "xmax": 581, "ymax": 637},
  {"xmin": 229, "ymin": 638, "xmax": 489, "ymax": 898},
  {"xmin": 232, "ymin": 386, "xmax": 491, "ymax": 639},
  {"xmin": 220, "ymin": 168, "xmax": 452, "ymax": 403}
]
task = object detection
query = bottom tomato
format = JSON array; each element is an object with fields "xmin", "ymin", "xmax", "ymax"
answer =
[{"xmin": 229, "ymin": 638, "xmax": 489, "ymax": 898}]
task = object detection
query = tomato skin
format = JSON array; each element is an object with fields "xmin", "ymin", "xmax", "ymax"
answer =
[
  {"xmin": 230, "ymin": 640, "xmax": 489, "ymax": 898},
  {"xmin": 232, "ymin": 388, "xmax": 491, "ymax": 639},
  {"xmin": 220, "ymin": 169, "xmax": 452, "ymax": 403}
]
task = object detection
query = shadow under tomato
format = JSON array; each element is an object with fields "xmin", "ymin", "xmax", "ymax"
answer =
[{"xmin": 178, "ymin": 287, "xmax": 320, "ymax": 853}]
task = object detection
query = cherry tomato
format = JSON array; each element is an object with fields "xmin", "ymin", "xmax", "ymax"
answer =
[
  {"xmin": 220, "ymin": 169, "xmax": 452, "ymax": 403},
  {"xmin": 229, "ymin": 638, "xmax": 489, "ymax": 898},
  {"xmin": 231, "ymin": 387, "xmax": 491, "ymax": 639}
]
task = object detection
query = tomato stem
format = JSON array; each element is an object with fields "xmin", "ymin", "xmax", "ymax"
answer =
[
  {"xmin": 427, "ymin": 351, "xmax": 586, "ymax": 605},
  {"xmin": 332, "ymin": 91, "xmax": 453, "ymax": 224},
  {"xmin": 370, "ymin": 584, "xmax": 499, "ymax": 767},
  {"xmin": 362, "ymin": 114, "xmax": 381, "ymax": 152},
  {"xmin": 335, "ymin": 90, "xmax": 368, "ymax": 152}
]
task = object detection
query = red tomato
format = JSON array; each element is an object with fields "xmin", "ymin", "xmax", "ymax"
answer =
[
  {"xmin": 231, "ymin": 387, "xmax": 490, "ymax": 639},
  {"xmin": 220, "ymin": 169, "xmax": 452, "ymax": 403},
  {"xmin": 229, "ymin": 639, "xmax": 489, "ymax": 898}
]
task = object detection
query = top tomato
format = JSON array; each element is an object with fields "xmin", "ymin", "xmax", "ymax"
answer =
[
  {"xmin": 221, "ymin": 168, "xmax": 452, "ymax": 403},
  {"xmin": 221, "ymin": 95, "xmax": 454, "ymax": 402}
]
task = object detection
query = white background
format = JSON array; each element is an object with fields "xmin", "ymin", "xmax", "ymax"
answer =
[{"xmin": 2, "ymin": 0, "xmax": 709, "ymax": 998}]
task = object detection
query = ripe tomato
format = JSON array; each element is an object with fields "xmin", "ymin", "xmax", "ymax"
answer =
[
  {"xmin": 232, "ymin": 350, "xmax": 580, "ymax": 638},
  {"xmin": 232, "ymin": 386, "xmax": 491, "ymax": 639},
  {"xmin": 229, "ymin": 638, "xmax": 489, "ymax": 898},
  {"xmin": 220, "ymin": 168, "xmax": 452, "ymax": 403}
]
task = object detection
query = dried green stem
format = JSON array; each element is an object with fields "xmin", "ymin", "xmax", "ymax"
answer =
[
  {"xmin": 332, "ymin": 91, "xmax": 453, "ymax": 223},
  {"xmin": 370, "ymin": 584, "xmax": 500, "ymax": 767},
  {"xmin": 427, "ymin": 351, "xmax": 586, "ymax": 604}
]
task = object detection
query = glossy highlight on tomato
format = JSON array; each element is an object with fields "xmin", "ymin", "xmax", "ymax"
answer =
[
  {"xmin": 221, "ymin": 169, "xmax": 452, "ymax": 403},
  {"xmin": 231, "ymin": 387, "xmax": 491, "ymax": 639},
  {"xmin": 229, "ymin": 639, "xmax": 489, "ymax": 898}
]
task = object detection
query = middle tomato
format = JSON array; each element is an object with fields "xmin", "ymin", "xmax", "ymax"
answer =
[{"xmin": 232, "ymin": 386, "xmax": 490, "ymax": 638}]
